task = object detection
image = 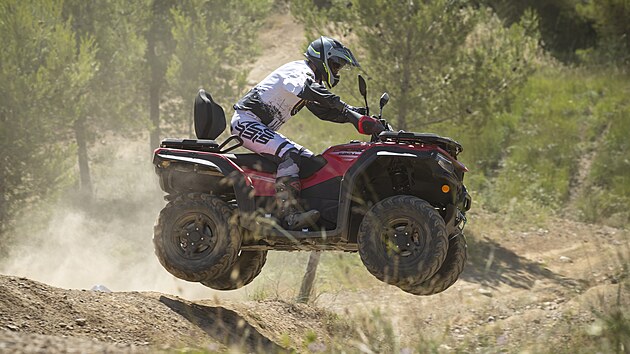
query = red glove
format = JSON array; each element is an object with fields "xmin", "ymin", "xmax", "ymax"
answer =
[{"xmin": 357, "ymin": 115, "xmax": 385, "ymax": 135}]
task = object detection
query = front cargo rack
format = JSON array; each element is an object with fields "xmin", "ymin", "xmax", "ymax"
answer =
[{"xmin": 378, "ymin": 131, "xmax": 463, "ymax": 157}]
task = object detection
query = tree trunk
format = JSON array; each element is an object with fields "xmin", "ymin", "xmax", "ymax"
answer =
[
  {"xmin": 0, "ymin": 178, "xmax": 6, "ymax": 235},
  {"xmin": 296, "ymin": 251, "xmax": 321, "ymax": 303},
  {"xmin": 147, "ymin": 30, "xmax": 161, "ymax": 154},
  {"xmin": 74, "ymin": 117, "xmax": 93, "ymax": 200},
  {"xmin": 149, "ymin": 80, "xmax": 161, "ymax": 153},
  {"xmin": 398, "ymin": 25, "xmax": 413, "ymax": 131}
]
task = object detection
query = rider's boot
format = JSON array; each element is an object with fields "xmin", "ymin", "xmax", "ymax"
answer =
[{"xmin": 275, "ymin": 176, "xmax": 320, "ymax": 230}]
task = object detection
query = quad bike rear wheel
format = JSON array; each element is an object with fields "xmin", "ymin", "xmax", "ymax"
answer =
[
  {"xmin": 357, "ymin": 195, "xmax": 448, "ymax": 286},
  {"xmin": 153, "ymin": 193, "xmax": 242, "ymax": 282},
  {"xmin": 200, "ymin": 250, "xmax": 267, "ymax": 290},
  {"xmin": 399, "ymin": 231, "xmax": 467, "ymax": 295}
]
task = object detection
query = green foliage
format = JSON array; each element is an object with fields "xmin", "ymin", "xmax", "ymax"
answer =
[
  {"xmin": 435, "ymin": 9, "xmax": 540, "ymax": 172},
  {"xmin": 291, "ymin": 0, "xmax": 538, "ymax": 135},
  {"xmin": 0, "ymin": 0, "xmax": 94, "ymax": 251},
  {"xmin": 577, "ymin": 75, "xmax": 630, "ymax": 226},
  {"xmin": 491, "ymin": 70, "xmax": 586, "ymax": 211},
  {"xmin": 477, "ymin": 67, "xmax": 630, "ymax": 226},
  {"xmin": 476, "ymin": 0, "xmax": 597, "ymax": 62},
  {"xmin": 576, "ymin": 0, "xmax": 630, "ymax": 67},
  {"xmin": 63, "ymin": 0, "xmax": 149, "ymax": 133}
]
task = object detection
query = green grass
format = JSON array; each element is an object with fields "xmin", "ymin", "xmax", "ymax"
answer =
[{"xmin": 435, "ymin": 66, "xmax": 630, "ymax": 226}]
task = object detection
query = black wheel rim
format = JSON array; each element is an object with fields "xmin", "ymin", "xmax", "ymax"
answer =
[
  {"xmin": 382, "ymin": 217, "xmax": 428, "ymax": 258},
  {"xmin": 171, "ymin": 212, "xmax": 218, "ymax": 260}
]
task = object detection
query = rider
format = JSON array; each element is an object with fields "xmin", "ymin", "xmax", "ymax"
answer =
[{"xmin": 231, "ymin": 36, "xmax": 384, "ymax": 230}]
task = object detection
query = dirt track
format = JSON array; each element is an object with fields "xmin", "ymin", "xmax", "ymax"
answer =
[{"xmin": 1, "ymin": 210, "xmax": 628, "ymax": 353}]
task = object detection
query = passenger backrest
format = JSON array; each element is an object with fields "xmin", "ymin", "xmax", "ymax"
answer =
[{"xmin": 194, "ymin": 89, "xmax": 226, "ymax": 140}]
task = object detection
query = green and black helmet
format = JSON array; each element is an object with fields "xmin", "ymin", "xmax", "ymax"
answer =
[{"xmin": 304, "ymin": 36, "xmax": 360, "ymax": 88}]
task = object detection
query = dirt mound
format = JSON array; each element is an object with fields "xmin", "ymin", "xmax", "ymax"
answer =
[{"xmin": 0, "ymin": 275, "xmax": 345, "ymax": 353}]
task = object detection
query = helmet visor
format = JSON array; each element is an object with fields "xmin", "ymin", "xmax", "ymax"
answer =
[{"xmin": 329, "ymin": 57, "xmax": 348, "ymax": 76}]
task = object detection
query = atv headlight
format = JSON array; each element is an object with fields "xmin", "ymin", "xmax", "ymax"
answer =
[{"xmin": 436, "ymin": 153, "xmax": 454, "ymax": 174}]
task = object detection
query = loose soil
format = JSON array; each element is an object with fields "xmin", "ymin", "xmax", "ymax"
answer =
[{"xmin": 1, "ymin": 210, "xmax": 628, "ymax": 353}]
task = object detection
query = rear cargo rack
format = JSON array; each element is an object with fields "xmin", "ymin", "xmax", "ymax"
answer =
[{"xmin": 160, "ymin": 135, "xmax": 243, "ymax": 153}]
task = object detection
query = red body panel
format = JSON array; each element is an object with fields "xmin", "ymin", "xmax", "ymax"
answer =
[
  {"xmin": 246, "ymin": 142, "xmax": 370, "ymax": 197},
  {"xmin": 246, "ymin": 141, "xmax": 458, "ymax": 197},
  {"xmin": 156, "ymin": 141, "xmax": 466, "ymax": 197}
]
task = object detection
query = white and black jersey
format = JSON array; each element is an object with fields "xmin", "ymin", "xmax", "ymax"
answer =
[
  {"xmin": 233, "ymin": 60, "xmax": 348, "ymax": 131},
  {"xmin": 231, "ymin": 60, "xmax": 353, "ymax": 178}
]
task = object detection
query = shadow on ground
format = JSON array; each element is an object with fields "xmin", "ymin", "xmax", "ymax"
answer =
[
  {"xmin": 159, "ymin": 296, "xmax": 284, "ymax": 353},
  {"xmin": 462, "ymin": 236, "xmax": 588, "ymax": 290}
]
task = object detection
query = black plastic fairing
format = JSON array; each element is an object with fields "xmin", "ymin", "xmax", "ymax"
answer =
[
  {"xmin": 336, "ymin": 145, "xmax": 467, "ymax": 242},
  {"xmin": 153, "ymin": 148, "xmax": 256, "ymax": 216}
]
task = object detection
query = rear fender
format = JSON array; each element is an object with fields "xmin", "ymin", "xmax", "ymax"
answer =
[{"xmin": 153, "ymin": 148, "xmax": 255, "ymax": 214}]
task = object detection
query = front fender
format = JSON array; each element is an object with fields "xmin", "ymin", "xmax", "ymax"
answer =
[{"xmin": 339, "ymin": 145, "xmax": 467, "ymax": 241}]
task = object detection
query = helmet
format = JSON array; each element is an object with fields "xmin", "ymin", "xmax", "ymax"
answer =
[{"xmin": 304, "ymin": 36, "xmax": 360, "ymax": 88}]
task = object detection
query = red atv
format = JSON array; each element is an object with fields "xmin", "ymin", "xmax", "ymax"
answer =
[{"xmin": 152, "ymin": 76, "xmax": 471, "ymax": 295}]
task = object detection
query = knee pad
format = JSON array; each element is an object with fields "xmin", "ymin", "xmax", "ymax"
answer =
[{"xmin": 277, "ymin": 149, "xmax": 301, "ymax": 178}]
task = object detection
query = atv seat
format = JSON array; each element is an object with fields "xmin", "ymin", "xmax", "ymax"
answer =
[{"xmin": 229, "ymin": 153, "xmax": 328, "ymax": 179}]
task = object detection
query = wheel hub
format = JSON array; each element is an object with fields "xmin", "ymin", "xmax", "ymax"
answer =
[
  {"xmin": 174, "ymin": 213, "xmax": 217, "ymax": 259},
  {"xmin": 385, "ymin": 219, "xmax": 425, "ymax": 257}
]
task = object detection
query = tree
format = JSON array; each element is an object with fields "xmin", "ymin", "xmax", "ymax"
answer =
[
  {"xmin": 474, "ymin": 0, "xmax": 596, "ymax": 62},
  {"xmin": 145, "ymin": 0, "xmax": 175, "ymax": 152},
  {"xmin": 292, "ymin": 0, "xmax": 538, "ymax": 132},
  {"xmin": 0, "ymin": 0, "xmax": 96, "ymax": 253},
  {"xmin": 61, "ymin": 0, "xmax": 149, "ymax": 200},
  {"xmin": 576, "ymin": 0, "xmax": 630, "ymax": 67}
]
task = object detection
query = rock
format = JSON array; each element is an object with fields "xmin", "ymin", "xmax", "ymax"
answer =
[
  {"xmin": 6, "ymin": 324, "xmax": 19, "ymax": 331},
  {"xmin": 488, "ymin": 316, "xmax": 496, "ymax": 323},
  {"xmin": 75, "ymin": 318, "xmax": 87, "ymax": 326},
  {"xmin": 559, "ymin": 256, "xmax": 573, "ymax": 263},
  {"xmin": 478, "ymin": 288, "xmax": 493, "ymax": 297},
  {"xmin": 91, "ymin": 285, "xmax": 112, "ymax": 293},
  {"xmin": 308, "ymin": 342, "xmax": 327, "ymax": 352}
]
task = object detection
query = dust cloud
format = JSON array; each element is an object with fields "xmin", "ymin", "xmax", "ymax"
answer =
[
  {"xmin": 0, "ymin": 136, "xmax": 319, "ymax": 302},
  {"xmin": 0, "ymin": 139, "xmax": 228, "ymax": 300}
]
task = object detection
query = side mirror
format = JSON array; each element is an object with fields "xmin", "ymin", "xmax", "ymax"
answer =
[
  {"xmin": 379, "ymin": 92, "xmax": 390, "ymax": 109},
  {"xmin": 358, "ymin": 74, "xmax": 369, "ymax": 115},
  {"xmin": 358, "ymin": 75, "xmax": 367, "ymax": 97}
]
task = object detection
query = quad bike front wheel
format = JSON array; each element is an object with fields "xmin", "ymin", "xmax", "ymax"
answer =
[
  {"xmin": 200, "ymin": 250, "xmax": 267, "ymax": 290},
  {"xmin": 399, "ymin": 231, "xmax": 467, "ymax": 295},
  {"xmin": 153, "ymin": 193, "xmax": 242, "ymax": 282},
  {"xmin": 357, "ymin": 195, "xmax": 448, "ymax": 286}
]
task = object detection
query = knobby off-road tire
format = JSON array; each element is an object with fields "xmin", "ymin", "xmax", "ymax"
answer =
[
  {"xmin": 200, "ymin": 250, "xmax": 267, "ymax": 290},
  {"xmin": 357, "ymin": 195, "xmax": 448, "ymax": 286},
  {"xmin": 153, "ymin": 193, "xmax": 242, "ymax": 282},
  {"xmin": 400, "ymin": 232, "xmax": 467, "ymax": 296}
]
